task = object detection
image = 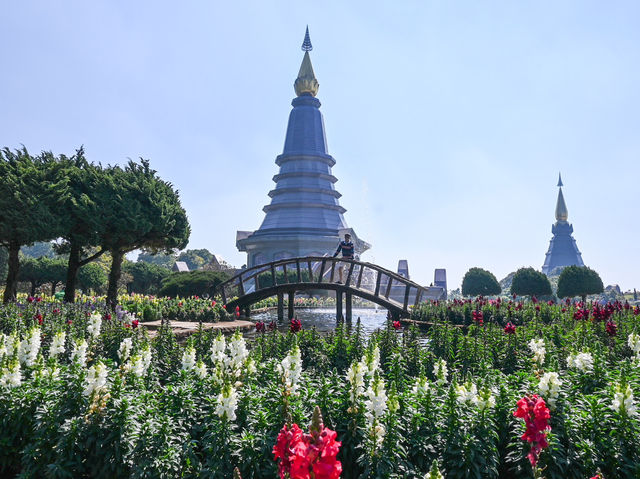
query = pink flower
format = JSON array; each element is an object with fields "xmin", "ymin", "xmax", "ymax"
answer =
[{"xmin": 513, "ymin": 394, "xmax": 551, "ymax": 468}]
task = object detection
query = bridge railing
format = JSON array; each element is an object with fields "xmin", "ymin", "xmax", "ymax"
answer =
[{"xmin": 218, "ymin": 256, "xmax": 431, "ymax": 313}]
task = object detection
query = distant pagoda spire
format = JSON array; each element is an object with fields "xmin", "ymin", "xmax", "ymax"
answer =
[
  {"xmin": 294, "ymin": 27, "xmax": 319, "ymax": 97},
  {"xmin": 301, "ymin": 25, "xmax": 313, "ymax": 51},
  {"xmin": 555, "ymin": 173, "xmax": 568, "ymax": 222},
  {"xmin": 542, "ymin": 174, "xmax": 584, "ymax": 275}
]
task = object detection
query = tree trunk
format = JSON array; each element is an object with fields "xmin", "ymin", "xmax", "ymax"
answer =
[
  {"xmin": 30, "ymin": 282, "xmax": 37, "ymax": 297},
  {"xmin": 64, "ymin": 243, "xmax": 81, "ymax": 303},
  {"xmin": 581, "ymin": 294, "xmax": 587, "ymax": 305},
  {"xmin": 106, "ymin": 249, "xmax": 124, "ymax": 311},
  {"xmin": 3, "ymin": 242, "xmax": 20, "ymax": 303},
  {"xmin": 51, "ymin": 281, "xmax": 58, "ymax": 295}
]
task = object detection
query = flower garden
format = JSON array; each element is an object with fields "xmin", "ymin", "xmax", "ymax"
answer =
[{"xmin": 0, "ymin": 295, "xmax": 639, "ymax": 478}]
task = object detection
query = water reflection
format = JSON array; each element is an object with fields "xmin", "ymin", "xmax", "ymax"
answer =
[{"xmin": 249, "ymin": 307, "xmax": 388, "ymax": 337}]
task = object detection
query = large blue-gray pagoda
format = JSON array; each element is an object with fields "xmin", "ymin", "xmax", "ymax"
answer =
[
  {"xmin": 541, "ymin": 174, "xmax": 585, "ymax": 275},
  {"xmin": 237, "ymin": 28, "xmax": 370, "ymax": 267}
]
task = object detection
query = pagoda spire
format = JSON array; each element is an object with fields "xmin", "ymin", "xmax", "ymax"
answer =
[
  {"xmin": 555, "ymin": 174, "xmax": 568, "ymax": 222},
  {"xmin": 294, "ymin": 27, "xmax": 319, "ymax": 97}
]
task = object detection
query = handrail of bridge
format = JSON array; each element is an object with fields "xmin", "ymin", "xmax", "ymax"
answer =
[{"xmin": 216, "ymin": 256, "xmax": 432, "ymax": 313}]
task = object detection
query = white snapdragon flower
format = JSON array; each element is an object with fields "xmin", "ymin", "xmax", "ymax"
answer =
[
  {"xmin": 627, "ymin": 333, "xmax": 640, "ymax": 355},
  {"xmin": 71, "ymin": 338, "xmax": 88, "ymax": 367},
  {"xmin": 49, "ymin": 331, "xmax": 66, "ymax": 358},
  {"xmin": 278, "ymin": 344, "xmax": 303, "ymax": 395},
  {"xmin": 87, "ymin": 312, "xmax": 102, "ymax": 338},
  {"xmin": 528, "ymin": 338, "xmax": 546, "ymax": 365},
  {"xmin": 123, "ymin": 312, "xmax": 136, "ymax": 327},
  {"xmin": 128, "ymin": 354, "xmax": 146, "ymax": 378},
  {"xmin": 118, "ymin": 338, "xmax": 133, "ymax": 363},
  {"xmin": 18, "ymin": 328, "xmax": 41, "ymax": 367},
  {"xmin": 227, "ymin": 332, "xmax": 249, "ymax": 375},
  {"xmin": 567, "ymin": 352, "xmax": 593, "ymax": 373},
  {"xmin": 0, "ymin": 358, "xmax": 21, "ymax": 388},
  {"xmin": 433, "ymin": 359, "xmax": 448, "ymax": 385},
  {"xmin": 84, "ymin": 361, "xmax": 109, "ymax": 397},
  {"xmin": 210, "ymin": 334, "xmax": 226, "ymax": 364},
  {"xmin": 181, "ymin": 345, "xmax": 196, "ymax": 371},
  {"xmin": 347, "ymin": 360, "xmax": 366, "ymax": 403},
  {"xmin": 411, "ymin": 376, "xmax": 430, "ymax": 397},
  {"xmin": 364, "ymin": 370, "xmax": 387, "ymax": 447},
  {"xmin": 0, "ymin": 333, "xmax": 6, "ymax": 359},
  {"xmin": 140, "ymin": 344, "xmax": 152, "ymax": 375},
  {"xmin": 612, "ymin": 383, "xmax": 636, "ymax": 416},
  {"xmin": 455, "ymin": 381, "xmax": 478, "ymax": 405},
  {"xmin": 44, "ymin": 365, "xmax": 60, "ymax": 381},
  {"xmin": 5, "ymin": 334, "xmax": 19, "ymax": 359},
  {"xmin": 194, "ymin": 360, "xmax": 207, "ymax": 379},
  {"xmin": 539, "ymin": 371, "xmax": 562, "ymax": 408},
  {"xmin": 476, "ymin": 387, "xmax": 496, "ymax": 412},
  {"xmin": 215, "ymin": 383, "xmax": 239, "ymax": 421},
  {"xmin": 363, "ymin": 345, "xmax": 380, "ymax": 376}
]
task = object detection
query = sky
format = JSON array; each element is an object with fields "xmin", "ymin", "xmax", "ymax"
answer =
[{"xmin": 1, "ymin": 1, "xmax": 639, "ymax": 291}]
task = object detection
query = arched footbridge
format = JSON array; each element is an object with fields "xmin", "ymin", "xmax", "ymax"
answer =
[{"xmin": 216, "ymin": 256, "xmax": 443, "ymax": 321}]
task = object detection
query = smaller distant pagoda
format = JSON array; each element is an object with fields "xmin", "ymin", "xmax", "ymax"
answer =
[{"xmin": 541, "ymin": 174, "xmax": 585, "ymax": 275}]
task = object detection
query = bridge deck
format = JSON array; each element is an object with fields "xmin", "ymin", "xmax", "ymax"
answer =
[{"xmin": 216, "ymin": 256, "xmax": 437, "ymax": 319}]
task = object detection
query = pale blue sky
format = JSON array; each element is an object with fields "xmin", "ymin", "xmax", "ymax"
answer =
[{"xmin": 2, "ymin": 1, "xmax": 639, "ymax": 290}]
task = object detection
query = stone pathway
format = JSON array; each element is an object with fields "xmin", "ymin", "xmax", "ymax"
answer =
[{"xmin": 141, "ymin": 319, "xmax": 254, "ymax": 339}]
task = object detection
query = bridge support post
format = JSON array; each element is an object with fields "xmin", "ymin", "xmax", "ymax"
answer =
[
  {"xmin": 288, "ymin": 291, "xmax": 295, "ymax": 319},
  {"xmin": 336, "ymin": 290, "xmax": 343, "ymax": 321},
  {"xmin": 277, "ymin": 293, "xmax": 284, "ymax": 321},
  {"xmin": 345, "ymin": 292, "xmax": 352, "ymax": 322},
  {"xmin": 244, "ymin": 307, "xmax": 250, "ymax": 318}
]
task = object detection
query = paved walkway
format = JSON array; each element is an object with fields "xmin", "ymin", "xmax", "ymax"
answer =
[{"xmin": 141, "ymin": 319, "xmax": 254, "ymax": 339}]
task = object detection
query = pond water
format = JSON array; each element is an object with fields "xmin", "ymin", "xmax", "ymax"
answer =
[{"xmin": 249, "ymin": 307, "xmax": 389, "ymax": 336}]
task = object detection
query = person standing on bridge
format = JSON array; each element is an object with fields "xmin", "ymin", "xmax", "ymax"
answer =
[{"xmin": 332, "ymin": 233, "xmax": 354, "ymax": 283}]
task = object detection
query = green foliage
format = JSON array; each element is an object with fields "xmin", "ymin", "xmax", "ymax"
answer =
[
  {"xmin": 125, "ymin": 261, "xmax": 170, "ymax": 295},
  {"xmin": 176, "ymin": 249, "xmax": 215, "ymax": 271},
  {"xmin": 98, "ymin": 160, "xmax": 190, "ymax": 308},
  {"xmin": 0, "ymin": 147, "xmax": 68, "ymax": 301},
  {"xmin": 159, "ymin": 270, "xmax": 230, "ymax": 298},
  {"xmin": 461, "ymin": 267, "xmax": 502, "ymax": 297},
  {"xmin": 18, "ymin": 256, "xmax": 67, "ymax": 295},
  {"xmin": 557, "ymin": 266, "xmax": 604, "ymax": 301},
  {"xmin": 77, "ymin": 262, "xmax": 108, "ymax": 294},
  {"xmin": 137, "ymin": 250, "xmax": 176, "ymax": 269},
  {"xmin": 511, "ymin": 267, "xmax": 552, "ymax": 298}
]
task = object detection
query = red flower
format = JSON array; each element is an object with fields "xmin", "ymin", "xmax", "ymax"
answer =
[
  {"xmin": 34, "ymin": 313, "xmax": 43, "ymax": 325},
  {"xmin": 36, "ymin": 296, "xmax": 42, "ymax": 302},
  {"xmin": 235, "ymin": 311, "xmax": 241, "ymax": 318},
  {"xmin": 211, "ymin": 301, "xmax": 217, "ymax": 307},
  {"xmin": 66, "ymin": 319, "xmax": 73, "ymax": 325},
  {"xmin": 504, "ymin": 322, "xmax": 516, "ymax": 334},
  {"xmin": 235, "ymin": 306, "xmax": 240, "ymax": 312},
  {"xmin": 472, "ymin": 310, "xmax": 484, "ymax": 325},
  {"xmin": 268, "ymin": 321, "xmax": 277, "ymax": 331},
  {"xmin": 290, "ymin": 318, "xmax": 302, "ymax": 333},
  {"xmin": 392, "ymin": 320, "xmax": 401, "ymax": 330},
  {"xmin": 273, "ymin": 411, "xmax": 342, "ymax": 479},
  {"xmin": 223, "ymin": 304, "xmax": 227, "ymax": 310},
  {"xmin": 132, "ymin": 319, "xmax": 139, "ymax": 329},
  {"xmin": 53, "ymin": 308, "xmax": 61, "ymax": 315},
  {"xmin": 104, "ymin": 313, "xmax": 111, "ymax": 321},
  {"xmin": 605, "ymin": 321, "xmax": 617, "ymax": 337},
  {"xmin": 535, "ymin": 305, "xmax": 541, "ymax": 312},
  {"xmin": 27, "ymin": 296, "xmax": 35, "ymax": 303},
  {"xmin": 255, "ymin": 321, "xmax": 265, "ymax": 333},
  {"xmin": 513, "ymin": 394, "xmax": 551, "ymax": 468},
  {"xmin": 547, "ymin": 300, "xmax": 554, "ymax": 306}
]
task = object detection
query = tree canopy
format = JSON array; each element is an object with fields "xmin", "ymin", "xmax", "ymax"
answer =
[
  {"xmin": 18, "ymin": 256, "xmax": 67, "ymax": 296},
  {"xmin": 511, "ymin": 267, "xmax": 552, "ymax": 298},
  {"xmin": 0, "ymin": 148, "xmax": 67, "ymax": 302},
  {"xmin": 461, "ymin": 267, "xmax": 501, "ymax": 297},
  {"xmin": 124, "ymin": 261, "xmax": 170, "ymax": 295},
  {"xmin": 99, "ymin": 160, "xmax": 190, "ymax": 308},
  {"xmin": 176, "ymin": 249, "xmax": 215, "ymax": 271},
  {"xmin": 557, "ymin": 265, "xmax": 604, "ymax": 302}
]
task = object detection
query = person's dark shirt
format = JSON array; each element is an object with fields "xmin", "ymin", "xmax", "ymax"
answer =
[{"xmin": 334, "ymin": 241, "xmax": 354, "ymax": 259}]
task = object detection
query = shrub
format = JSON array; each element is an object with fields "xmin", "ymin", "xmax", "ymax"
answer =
[
  {"xmin": 557, "ymin": 265, "xmax": 604, "ymax": 303},
  {"xmin": 461, "ymin": 267, "xmax": 501, "ymax": 297},
  {"xmin": 158, "ymin": 270, "xmax": 230, "ymax": 298},
  {"xmin": 511, "ymin": 267, "xmax": 552, "ymax": 298}
]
